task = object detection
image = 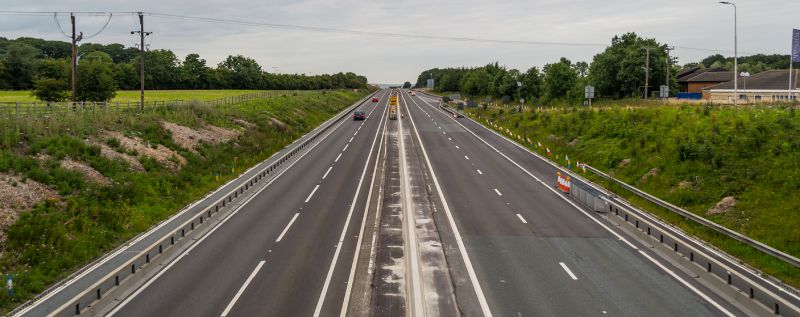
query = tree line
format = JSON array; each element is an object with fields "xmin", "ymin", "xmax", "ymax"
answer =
[
  {"xmin": 0, "ymin": 37, "xmax": 369, "ymax": 102},
  {"xmin": 415, "ymin": 32, "xmax": 792, "ymax": 104}
]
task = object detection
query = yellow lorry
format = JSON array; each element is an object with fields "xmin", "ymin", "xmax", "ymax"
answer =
[{"xmin": 389, "ymin": 95, "xmax": 398, "ymax": 120}]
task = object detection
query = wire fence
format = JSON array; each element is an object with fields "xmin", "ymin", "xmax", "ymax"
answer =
[{"xmin": 0, "ymin": 90, "xmax": 324, "ymax": 117}]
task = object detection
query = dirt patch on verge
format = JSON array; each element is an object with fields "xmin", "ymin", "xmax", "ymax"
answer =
[
  {"xmin": 99, "ymin": 131, "xmax": 186, "ymax": 172},
  {"xmin": 91, "ymin": 141, "xmax": 145, "ymax": 172},
  {"xmin": 161, "ymin": 121, "xmax": 240, "ymax": 153},
  {"xmin": 707, "ymin": 196, "xmax": 737, "ymax": 216},
  {"xmin": 60, "ymin": 157, "xmax": 111, "ymax": 186},
  {"xmin": 0, "ymin": 174, "xmax": 60, "ymax": 243},
  {"xmin": 640, "ymin": 167, "xmax": 660, "ymax": 182}
]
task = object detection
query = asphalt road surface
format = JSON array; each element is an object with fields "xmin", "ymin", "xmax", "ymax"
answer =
[{"xmin": 98, "ymin": 88, "xmax": 756, "ymax": 317}]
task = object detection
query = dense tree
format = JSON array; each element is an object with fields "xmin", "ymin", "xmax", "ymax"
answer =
[
  {"xmin": 588, "ymin": 32, "xmax": 671, "ymax": 99},
  {"xmin": 519, "ymin": 67, "xmax": 542, "ymax": 101},
  {"xmin": 181, "ymin": 53, "xmax": 212, "ymax": 89},
  {"xmin": 218, "ymin": 55, "xmax": 263, "ymax": 89},
  {"xmin": 542, "ymin": 58, "xmax": 578, "ymax": 101},
  {"xmin": 1, "ymin": 43, "xmax": 40, "ymax": 90},
  {"xmin": 402, "ymin": 81, "xmax": 412, "ymax": 88},
  {"xmin": 31, "ymin": 78, "xmax": 70, "ymax": 102},
  {"xmin": 75, "ymin": 51, "xmax": 117, "ymax": 102}
]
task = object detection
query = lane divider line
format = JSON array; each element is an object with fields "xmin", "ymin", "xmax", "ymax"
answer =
[
  {"xmin": 276, "ymin": 213, "xmax": 300, "ymax": 243},
  {"xmin": 305, "ymin": 185, "xmax": 320, "ymax": 203},
  {"xmin": 494, "ymin": 189, "xmax": 502, "ymax": 196},
  {"xmin": 559, "ymin": 262, "xmax": 578, "ymax": 280},
  {"xmin": 322, "ymin": 166, "xmax": 333, "ymax": 180},
  {"xmin": 335, "ymin": 153, "xmax": 342, "ymax": 162},
  {"xmin": 220, "ymin": 260, "xmax": 266, "ymax": 317},
  {"xmin": 477, "ymin": 169, "xmax": 483, "ymax": 175},
  {"xmin": 516, "ymin": 214, "xmax": 527, "ymax": 224},
  {"xmin": 343, "ymin": 144, "xmax": 349, "ymax": 152}
]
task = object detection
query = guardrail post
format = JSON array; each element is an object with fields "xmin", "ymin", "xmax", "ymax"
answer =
[
  {"xmin": 727, "ymin": 272, "xmax": 732, "ymax": 284},
  {"xmin": 208, "ymin": 210, "xmax": 211, "ymax": 217},
  {"xmin": 749, "ymin": 288, "xmax": 754, "ymax": 299},
  {"xmin": 660, "ymin": 234, "xmax": 664, "ymax": 243},
  {"xmin": 707, "ymin": 262, "xmax": 712, "ymax": 272},
  {"xmin": 690, "ymin": 252, "xmax": 694, "ymax": 262},
  {"xmin": 774, "ymin": 303, "xmax": 779, "ymax": 314},
  {"xmin": 171, "ymin": 236, "xmax": 175, "ymax": 245},
  {"xmin": 624, "ymin": 214, "xmax": 628, "ymax": 221},
  {"xmin": 181, "ymin": 229, "xmax": 185, "ymax": 237},
  {"xmin": 115, "ymin": 275, "xmax": 120, "ymax": 286},
  {"xmin": 674, "ymin": 243, "xmax": 678, "ymax": 252},
  {"xmin": 191, "ymin": 222, "xmax": 194, "ymax": 230},
  {"xmin": 131, "ymin": 264, "xmax": 136, "ymax": 274},
  {"xmin": 646, "ymin": 227, "xmax": 651, "ymax": 235},
  {"xmin": 635, "ymin": 219, "xmax": 639, "ymax": 228},
  {"xmin": 75, "ymin": 303, "xmax": 80, "ymax": 315},
  {"xmin": 146, "ymin": 254, "xmax": 150, "ymax": 263},
  {"xmin": 97, "ymin": 288, "xmax": 101, "ymax": 300},
  {"xmin": 200, "ymin": 216, "xmax": 203, "ymax": 223},
  {"xmin": 159, "ymin": 245, "xmax": 163, "ymax": 253}
]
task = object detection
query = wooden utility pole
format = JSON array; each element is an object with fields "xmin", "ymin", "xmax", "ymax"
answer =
[
  {"xmin": 70, "ymin": 13, "xmax": 82, "ymax": 104},
  {"xmin": 644, "ymin": 47, "xmax": 651, "ymax": 99},
  {"xmin": 132, "ymin": 12, "xmax": 151, "ymax": 109}
]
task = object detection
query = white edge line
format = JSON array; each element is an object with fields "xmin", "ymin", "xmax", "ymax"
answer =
[
  {"xmin": 305, "ymin": 184, "xmax": 320, "ymax": 203},
  {"xmin": 220, "ymin": 260, "xmax": 266, "ymax": 317},
  {"xmin": 516, "ymin": 213, "xmax": 527, "ymax": 224},
  {"xmin": 313, "ymin": 93, "xmax": 388, "ymax": 317},
  {"xmin": 275, "ymin": 213, "xmax": 300, "ymax": 243},
  {"xmin": 559, "ymin": 262, "xmax": 578, "ymax": 280},
  {"xmin": 403, "ymin": 93, "xmax": 493, "ymax": 317},
  {"xmin": 415, "ymin": 96, "xmax": 738, "ymax": 317}
]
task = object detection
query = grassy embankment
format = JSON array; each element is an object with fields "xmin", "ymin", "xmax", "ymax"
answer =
[
  {"xmin": 0, "ymin": 90, "xmax": 277, "ymax": 103},
  {"xmin": 0, "ymin": 89, "xmax": 372, "ymax": 312},
  {"xmin": 463, "ymin": 103, "xmax": 800, "ymax": 288}
]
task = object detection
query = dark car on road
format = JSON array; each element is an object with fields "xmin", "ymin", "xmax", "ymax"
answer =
[
  {"xmin": 372, "ymin": 97, "xmax": 379, "ymax": 102},
  {"xmin": 353, "ymin": 110, "xmax": 366, "ymax": 120}
]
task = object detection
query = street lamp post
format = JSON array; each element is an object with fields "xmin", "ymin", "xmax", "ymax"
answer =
[{"xmin": 719, "ymin": 1, "xmax": 738, "ymax": 106}]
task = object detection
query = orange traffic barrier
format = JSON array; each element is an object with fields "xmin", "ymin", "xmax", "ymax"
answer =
[{"xmin": 556, "ymin": 171, "xmax": 571, "ymax": 193}]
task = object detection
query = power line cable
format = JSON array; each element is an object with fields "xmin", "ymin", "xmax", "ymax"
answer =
[
  {"xmin": 52, "ymin": 13, "xmax": 71, "ymax": 39},
  {"xmin": 83, "ymin": 13, "xmax": 113, "ymax": 39}
]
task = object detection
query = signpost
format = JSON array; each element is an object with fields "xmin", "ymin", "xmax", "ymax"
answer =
[
  {"xmin": 426, "ymin": 78, "xmax": 434, "ymax": 89},
  {"xmin": 584, "ymin": 85, "xmax": 595, "ymax": 107}
]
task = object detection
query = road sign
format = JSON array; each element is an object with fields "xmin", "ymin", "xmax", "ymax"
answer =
[
  {"xmin": 659, "ymin": 85, "xmax": 669, "ymax": 98},
  {"xmin": 584, "ymin": 85, "xmax": 595, "ymax": 99},
  {"xmin": 426, "ymin": 78, "xmax": 434, "ymax": 89}
]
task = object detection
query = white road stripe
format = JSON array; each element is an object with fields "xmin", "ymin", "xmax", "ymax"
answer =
[
  {"xmin": 322, "ymin": 166, "xmax": 332, "ymax": 179},
  {"xmin": 456, "ymin": 145, "xmax": 460, "ymax": 149},
  {"xmin": 477, "ymin": 169, "xmax": 483, "ymax": 175},
  {"xmin": 494, "ymin": 188, "xmax": 502, "ymax": 196},
  {"xmin": 220, "ymin": 260, "xmax": 266, "ymax": 317},
  {"xmin": 464, "ymin": 155, "xmax": 469, "ymax": 160},
  {"xmin": 349, "ymin": 137, "xmax": 353, "ymax": 143},
  {"xmin": 342, "ymin": 143, "xmax": 349, "ymax": 152},
  {"xmin": 516, "ymin": 213, "xmax": 528, "ymax": 224},
  {"xmin": 448, "ymin": 137, "xmax": 452, "ymax": 141},
  {"xmin": 276, "ymin": 213, "xmax": 300, "ymax": 242},
  {"xmin": 335, "ymin": 153, "xmax": 342, "ymax": 162},
  {"xmin": 305, "ymin": 184, "xmax": 320, "ymax": 203},
  {"xmin": 559, "ymin": 262, "xmax": 578, "ymax": 280}
]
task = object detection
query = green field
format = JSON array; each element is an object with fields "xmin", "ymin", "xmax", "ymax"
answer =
[
  {"xmin": 0, "ymin": 89, "xmax": 373, "ymax": 312},
  {"xmin": 464, "ymin": 103, "xmax": 800, "ymax": 288},
  {"xmin": 0, "ymin": 90, "xmax": 276, "ymax": 103}
]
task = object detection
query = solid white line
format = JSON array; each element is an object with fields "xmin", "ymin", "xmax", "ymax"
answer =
[
  {"xmin": 220, "ymin": 260, "xmax": 266, "ymax": 317},
  {"xmin": 494, "ymin": 188, "xmax": 502, "ymax": 196},
  {"xmin": 313, "ymin": 95, "xmax": 388, "ymax": 317},
  {"xmin": 343, "ymin": 143, "xmax": 349, "ymax": 152},
  {"xmin": 464, "ymin": 155, "xmax": 470, "ymax": 160},
  {"xmin": 477, "ymin": 169, "xmax": 483, "ymax": 175},
  {"xmin": 516, "ymin": 214, "xmax": 527, "ymax": 224},
  {"xmin": 105, "ymin": 92, "xmax": 369, "ymax": 317},
  {"xmin": 275, "ymin": 213, "xmax": 300, "ymax": 242},
  {"xmin": 401, "ymin": 93, "xmax": 493, "ymax": 316},
  {"xmin": 305, "ymin": 184, "xmax": 320, "ymax": 203},
  {"xmin": 322, "ymin": 166, "xmax": 332, "ymax": 180},
  {"xmin": 414, "ymin": 96, "xmax": 739, "ymax": 317},
  {"xmin": 335, "ymin": 153, "xmax": 342, "ymax": 162},
  {"xmin": 559, "ymin": 262, "xmax": 578, "ymax": 280}
]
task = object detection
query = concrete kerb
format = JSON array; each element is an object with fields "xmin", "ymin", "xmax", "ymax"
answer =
[
  {"xmin": 423, "ymin": 93, "xmax": 800, "ymax": 316},
  {"xmin": 22, "ymin": 90, "xmax": 379, "ymax": 317}
]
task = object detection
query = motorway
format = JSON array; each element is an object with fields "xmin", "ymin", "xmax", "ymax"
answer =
[
  {"xmin": 395, "ymin": 90, "xmax": 744, "ymax": 316},
  {"xmin": 40, "ymin": 88, "xmax": 770, "ymax": 316},
  {"xmin": 107, "ymin": 91, "xmax": 390, "ymax": 316}
]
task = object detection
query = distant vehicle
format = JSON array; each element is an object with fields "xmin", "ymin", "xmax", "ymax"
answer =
[
  {"xmin": 410, "ymin": 91, "xmax": 416, "ymax": 96},
  {"xmin": 353, "ymin": 111, "xmax": 366, "ymax": 120},
  {"xmin": 372, "ymin": 97, "xmax": 379, "ymax": 102},
  {"xmin": 389, "ymin": 104, "xmax": 398, "ymax": 120}
]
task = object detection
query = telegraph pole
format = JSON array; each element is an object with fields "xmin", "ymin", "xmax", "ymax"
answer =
[
  {"xmin": 70, "ymin": 13, "xmax": 83, "ymax": 104},
  {"xmin": 644, "ymin": 47, "xmax": 651, "ymax": 99},
  {"xmin": 666, "ymin": 46, "xmax": 674, "ymax": 97},
  {"xmin": 132, "ymin": 12, "xmax": 152, "ymax": 109}
]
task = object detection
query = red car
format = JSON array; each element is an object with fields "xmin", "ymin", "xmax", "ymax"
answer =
[
  {"xmin": 353, "ymin": 111, "xmax": 366, "ymax": 120},
  {"xmin": 372, "ymin": 97, "xmax": 379, "ymax": 102}
]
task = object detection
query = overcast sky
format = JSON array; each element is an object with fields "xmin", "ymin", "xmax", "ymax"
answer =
[{"xmin": 2, "ymin": 0, "xmax": 798, "ymax": 84}]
